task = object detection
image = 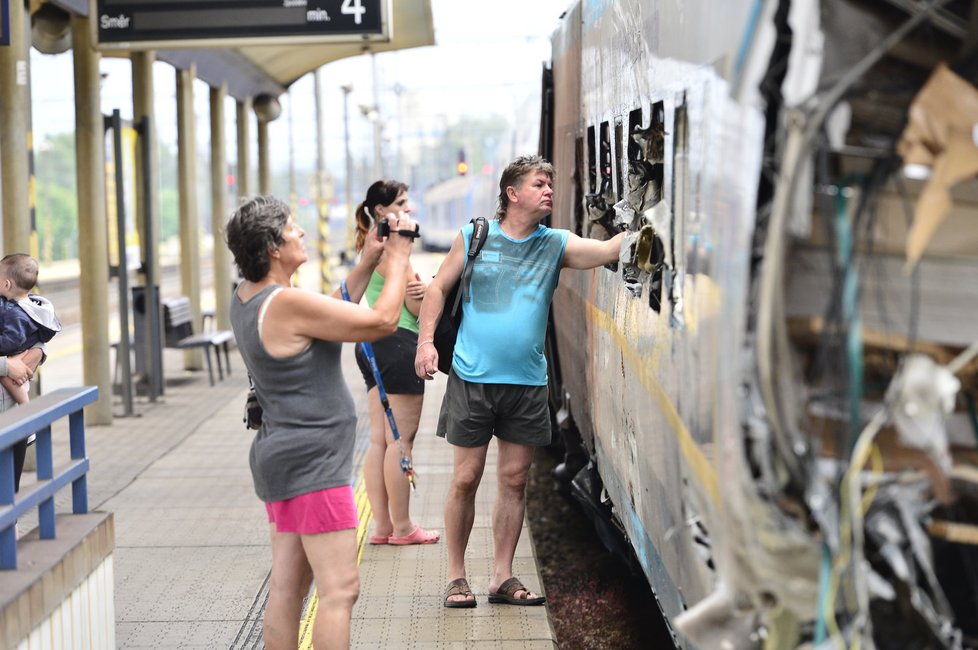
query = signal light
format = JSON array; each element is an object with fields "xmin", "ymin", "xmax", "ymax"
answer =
[{"xmin": 457, "ymin": 148, "xmax": 468, "ymax": 176}]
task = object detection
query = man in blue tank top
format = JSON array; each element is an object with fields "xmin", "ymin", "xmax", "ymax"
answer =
[{"xmin": 414, "ymin": 155, "xmax": 626, "ymax": 608}]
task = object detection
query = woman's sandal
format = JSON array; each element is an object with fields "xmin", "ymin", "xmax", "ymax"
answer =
[
  {"xmin": 389, "ymin": 526, "xmax": 440, "ymax": 545},
  {"xmin": 487, "ymin": 577, "xmax": 546, "ymax": 606},
  {"xmin": 443, "ymin": 578, "xmax": 477, "ymax": 608}
]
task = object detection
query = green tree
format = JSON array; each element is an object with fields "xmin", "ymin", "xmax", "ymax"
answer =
[
  {"xmin": 34, "ymin": 133, "xmax": 78, "ymax": 262},
  {"xmin": 157, "ymin": 140, "xmax": 180, "ymax": 243}
]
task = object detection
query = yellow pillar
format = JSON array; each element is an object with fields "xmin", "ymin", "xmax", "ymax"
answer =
[
  {"xmin": 236, "ymin": 98, "xmax": 253, "ymax": 202},
  {"xmin": 210, "ymin": 85, "xmax": 232, "ymax": 331},
  {"xmin": 257, "ymin": 120, "xmax": 270, "ymax": 195},
  {"xmin": 0, "ymin": 0, "xmax": 33, "ymax": 253},
  {"xmin": 72, "ymin": 12, "xmax": 113, "ymax": 424},
  {"xmin": 131, "ymin": 51, "xmax": 160, "ymax": 283},
  {"xmin": 176, "ymin": 66, "xmax": 202, "ymax": 369}
]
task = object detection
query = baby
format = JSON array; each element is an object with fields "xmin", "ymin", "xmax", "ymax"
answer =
[{"xmin": 0, "ymin": 254, "xmax": 61, "ymax": 404}]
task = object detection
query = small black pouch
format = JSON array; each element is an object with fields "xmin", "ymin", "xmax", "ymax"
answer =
[{"xmin": 244, "ymin": 376, "xmax": 262, "ymax": 430}]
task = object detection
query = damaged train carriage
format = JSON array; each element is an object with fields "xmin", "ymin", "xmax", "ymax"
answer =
[{"xmin": 544, "ymin": 0, "xmax": 978, "ymax": 648}]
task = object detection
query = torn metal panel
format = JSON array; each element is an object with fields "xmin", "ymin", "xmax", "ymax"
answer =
[{"xmin": 897, "ymin": 63, "xmax": 978, "ymax": 268}]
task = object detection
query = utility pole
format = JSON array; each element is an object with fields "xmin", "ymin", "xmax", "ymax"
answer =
[
  {"xmin": 393, "ymin": 82, "xmax": 404, "ymax": 181},
  {"xmin": 341, "ymin": 83, "xmax": 355, "ymax": 265},
  {"xmin": 314, "ymin": 69, "xmax": 332, "ymax": 293},
  {"xmin": 370, "ymin": 52, "xmax": 383, "ymax": 180}
]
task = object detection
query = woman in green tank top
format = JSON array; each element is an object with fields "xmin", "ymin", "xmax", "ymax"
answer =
[{"xmin": 354, "ymin": 180, "xmax": 440, "ymax": 546}]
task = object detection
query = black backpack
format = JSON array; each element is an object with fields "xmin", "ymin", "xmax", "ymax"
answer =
[{"xmin": 432, "ymin": 217, "xmax": 488, "ymax": 374}]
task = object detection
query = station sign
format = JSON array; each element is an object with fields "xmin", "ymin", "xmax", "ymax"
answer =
[
  {"xmin": 1, "ymin": 0, "xmax": 9, "ymax": 47},
  {"xmin": 93, "ymin": 0, "xmax": 390, "ymax": 50}
]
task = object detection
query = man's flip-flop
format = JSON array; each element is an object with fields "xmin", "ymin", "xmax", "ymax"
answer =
[
  {"xmin": 444, "ymin": 578, "xmax": 477, "ymax": 608},
  {"xmin": 487, "ymin": 577, "xmax": 546, "ymax": 606},
  {"xmin": 389, "ymin": 526, "xmax": 440, "ymax": 545}
]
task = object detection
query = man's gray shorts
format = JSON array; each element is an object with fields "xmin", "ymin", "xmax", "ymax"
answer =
[{"xmin": 436, "ymin": 371, "xmax": 551, "ymax": 447}]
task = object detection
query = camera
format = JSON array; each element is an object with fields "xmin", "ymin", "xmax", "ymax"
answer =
[{"xmin": 377, "ymin": 218, "xmax": 420, "ymax": 239}]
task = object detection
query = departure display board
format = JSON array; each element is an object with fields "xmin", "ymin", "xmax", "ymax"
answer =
[
  {"xmin": 94, "ymin": 0, "xmax": 390, "ymax": 50},
  {"xmin": 1, "ymin": 0, "xmax": 9, "ymax": 47}
]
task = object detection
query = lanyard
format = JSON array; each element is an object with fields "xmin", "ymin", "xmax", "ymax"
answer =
[{"xmin": 340, "ymin": 280, "xmax": 416, "ymax": 489}]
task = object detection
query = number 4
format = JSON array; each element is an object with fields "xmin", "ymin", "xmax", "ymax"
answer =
[{"xmin": 341, "ymin": 0, "xmax": 366, "ymax": 25}]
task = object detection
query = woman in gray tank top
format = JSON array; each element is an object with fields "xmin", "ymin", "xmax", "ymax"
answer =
[{"xmin": 225, "ymin": 195, "xmax": 417, "ymax": 650}]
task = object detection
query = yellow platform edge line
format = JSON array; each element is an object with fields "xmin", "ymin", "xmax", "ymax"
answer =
[
  {"xmin": 297, "ymin": 470, "xmax": 372, "ymax": 649},
  {"xmin": 585, "ymin": 298, "xmax": 719, "ymax": 507}
]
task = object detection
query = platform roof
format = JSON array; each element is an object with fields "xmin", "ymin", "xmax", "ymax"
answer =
[{"xmin": 50, "ymin": 0, "xmax": 435, "ymax": 100}]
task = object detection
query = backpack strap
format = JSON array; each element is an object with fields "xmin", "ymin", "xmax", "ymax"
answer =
[{"xmin": 452, "ymin": 217, "xmax": 489, "ymax": 316}]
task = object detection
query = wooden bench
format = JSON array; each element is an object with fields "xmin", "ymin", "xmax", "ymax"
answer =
[{"xmin": 162, "ymin": 297, "xmax": 234, "ymax": 386}]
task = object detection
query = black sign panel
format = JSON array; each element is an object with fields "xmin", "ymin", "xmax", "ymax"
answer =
[{"xmin": 95, "ymin": 0, "xmax": 389, "ymax": 50}]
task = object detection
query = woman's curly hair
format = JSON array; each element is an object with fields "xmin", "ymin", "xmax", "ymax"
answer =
[{"xmin": 224, "ymin": 195, "xmax": 290, "ymax": 282}]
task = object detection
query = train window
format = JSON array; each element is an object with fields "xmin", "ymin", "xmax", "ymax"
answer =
[
  {"xmin": 587, "ymin": 125, "xmax": 596, "ymax": 195},
  {"xmin": 624, "ymin": 102, "xmax": 668, "ymax": 312},
  {"xmin": 574, "ymin": 136, "xmax": 585, "ymax": 237},
  {"xmin": 627, "ymin": 108, "xmax": 643, "ymax": 161},
  {"xmin": 626, "ymin": 105, "xmax": 665, "ymax": 213},
  {"xmin": 583, "ymin": 123, "xmax": 616, "ymax": 242},
  {"xmin": 647, "ymin": 101, "xmax": 666, "ymax": 313},
  {"xmin": 599, "ymin": 121, "xmax": 612, "ymax": 198},
  {"xmin": 671, "ymin": 98, "xmax": 688, "ymax": 326},
  {"xmin": 614, "ymin": 119, "xmax": 624, "ymax": 202},
  {"xmin": 649, "ymin": 101, "xmax": 665, "ymax": 200}
]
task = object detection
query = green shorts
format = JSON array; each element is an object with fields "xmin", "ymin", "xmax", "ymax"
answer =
[{"xmin": 436, "ymin": 372, "xmax": 551, "ymax": 447}]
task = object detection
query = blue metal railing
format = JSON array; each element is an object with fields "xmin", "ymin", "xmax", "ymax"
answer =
[{"xmin": 0, "ymin": 386, "xmax": 98, "ymax": 570}]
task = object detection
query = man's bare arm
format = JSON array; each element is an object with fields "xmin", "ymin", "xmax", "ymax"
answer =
[
  {"xmin": 562, "ymin": 231, "xmax": 626, "ymax": 270},
  {"xmin": 1, "ymin": 347, "xmax": 44, "ymax": 385}
]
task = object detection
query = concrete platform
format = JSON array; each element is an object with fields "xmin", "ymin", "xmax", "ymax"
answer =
[{"xmin": 8, "ymin": 309, "xmax": 556, "ymax": 648}]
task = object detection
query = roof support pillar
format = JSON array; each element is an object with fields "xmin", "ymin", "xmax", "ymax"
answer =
[
  {"xmin": 131, "ymin": 51, "xmax": 160, "ymax": 284},
  {"xmin": 131, "ymin": 51, "xmax": 164, "ymax": 400},
  {"xmin": 209, "ymin": 85, "xmax": 232, "ymax": 331},
  {"xmin": 72, "ymin": 12, "xmax": 113, "ymax": 425},
  {"xmin": 0, "ymin": 0, "xmax": 33, "ymax": 254},
  {"xmin": 257, "ymin": 120, "xmax": 270, "ymax": 195},
  {"xmin": 176, "ymin": 66, "xmax": 202, "ymax": 370},
  {"xmin": 236, "ymin": 98, "xmax": 253, "ymax": 202},
  {"xmin": 253, "ymin": 94, "xmax": 281, "ymax": 198}
]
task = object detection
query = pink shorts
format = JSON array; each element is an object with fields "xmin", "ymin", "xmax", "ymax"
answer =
[{"xmin": 265, "ymin": 485, "xmax": 358, "ymax": 534}]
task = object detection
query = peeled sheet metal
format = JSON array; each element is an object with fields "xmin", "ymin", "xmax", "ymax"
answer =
[{"xmin": 897, "ymin": 63, "xmax": 978, "ymax": 269}]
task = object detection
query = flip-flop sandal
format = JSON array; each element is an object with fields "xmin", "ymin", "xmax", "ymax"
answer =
[
  {"xmin": 487, "ymin": 577, "xmax": 546, "ymax": 606},
  {"xmin": 389, "ymin": 526, "xmax": 440, "ymax": 545},
  {"xmin": 444, "ymin": 578, "xmax": 477, "ymax": 608}
]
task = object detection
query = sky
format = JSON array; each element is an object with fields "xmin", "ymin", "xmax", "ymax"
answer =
[{"xmin": 29, "ymin": 0, "xmax": 572, "ymax": 183}]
